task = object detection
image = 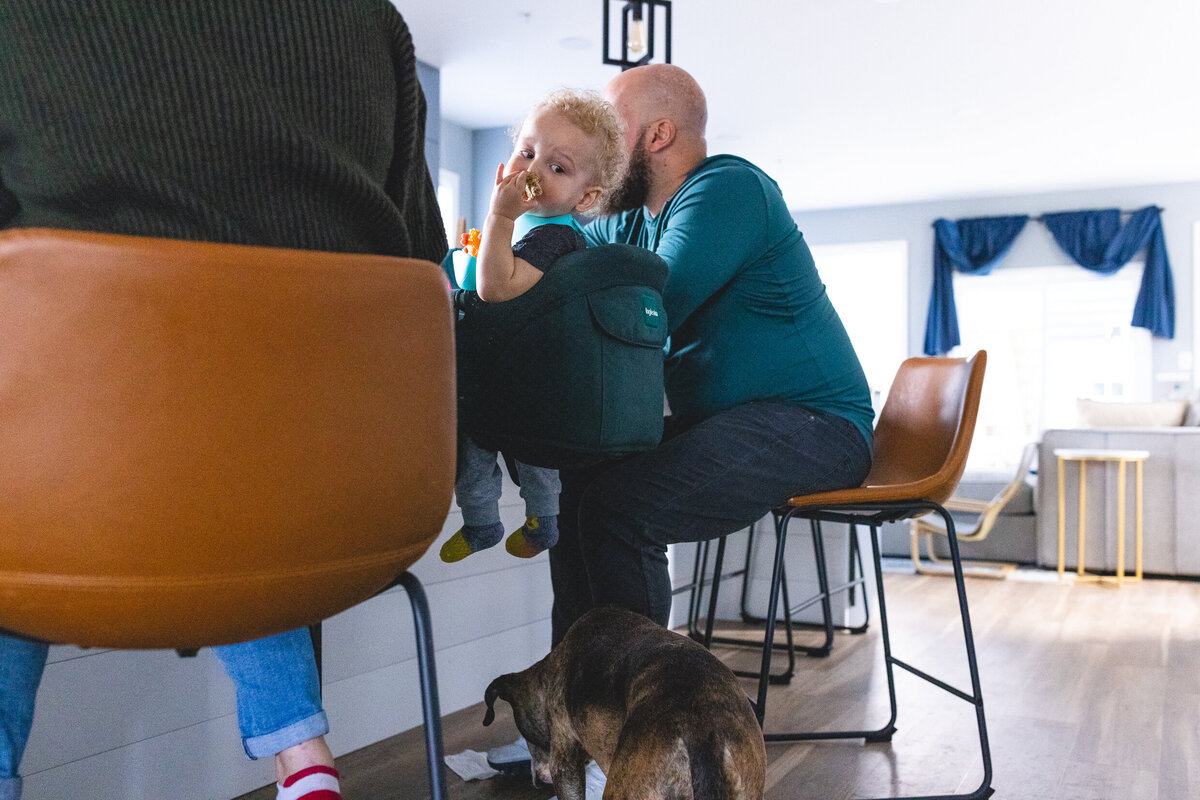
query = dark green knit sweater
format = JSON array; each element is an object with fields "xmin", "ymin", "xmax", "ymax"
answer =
[{"xmin": 0, "ymin": 0, "xmax": 447, "ymax": 261}]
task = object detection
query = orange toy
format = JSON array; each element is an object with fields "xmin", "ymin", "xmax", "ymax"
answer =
[{"xmin": 460, "ymin": 228, "xmax": 481, "ymax": 258}]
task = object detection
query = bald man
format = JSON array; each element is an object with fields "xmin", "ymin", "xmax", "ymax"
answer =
[{"xmin": 549, "ymin": 64, "xmax": 876, "ymax": 643}]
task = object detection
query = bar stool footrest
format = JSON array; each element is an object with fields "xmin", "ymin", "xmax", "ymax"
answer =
[
  {"xmin": 734, "ymin": 666, "xmax": 796, "ymax": 684},
  {"xmin": 863, "ymin": 725, "xmax": 897, "ymax": 743},
  {"xmin": 762, "ymin": 721, "xmax": 896, "ymax": 743}
]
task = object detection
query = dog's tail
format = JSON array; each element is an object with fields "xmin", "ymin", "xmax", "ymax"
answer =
[
  {"xmin": 684, "ymin": 733, "xmax": 758, "ymax": 800},
  {"xmin": 482, "ymin": 674, "xmax": 512, "ymax": 726}
]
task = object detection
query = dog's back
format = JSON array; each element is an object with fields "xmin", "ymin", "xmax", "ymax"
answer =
[{"xmin": 560, "ymin": 608, "xmax": 765, "ymax": 800}]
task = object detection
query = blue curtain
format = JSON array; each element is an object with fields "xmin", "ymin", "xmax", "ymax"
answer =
[
  {"xmin": 1041, "ymin": 206, "xmax": 1174, "ymax": 339},
  {"xmin": 923, "ymin": 215, "xmax": 1028, "ymax": 355}
]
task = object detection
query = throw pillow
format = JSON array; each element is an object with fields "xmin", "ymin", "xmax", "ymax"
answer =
[
  {"xmin": 1076, "ymin": 398, "xmax": 1189, "ymax": 428},
  {"xmin": 1185, "ymin": 390, "xmax": 1200, "ymax": 426}
]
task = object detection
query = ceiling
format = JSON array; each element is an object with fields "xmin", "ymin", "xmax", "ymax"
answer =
[{"xmin": 398, "ymin": 0, "xmax": 1200, "ymax": 211}]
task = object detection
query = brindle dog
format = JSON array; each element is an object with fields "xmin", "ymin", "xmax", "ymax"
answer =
[{"xmin": 483, "ymin": 606, "xmax": 766, "ymax": 800}]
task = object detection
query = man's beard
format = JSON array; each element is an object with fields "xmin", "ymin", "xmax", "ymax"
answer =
[{"xmin": 604, "ymin": 139, "xmax": 651, "ymax": 214}]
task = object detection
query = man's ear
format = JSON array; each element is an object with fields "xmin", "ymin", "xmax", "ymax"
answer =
[
  {"xmin": 645, "ymin": 117, "xmax": 676, "ymax": 153},
  {"xmin": 574, "ymin": 186, "xmax": 603, "ymax": 214}
]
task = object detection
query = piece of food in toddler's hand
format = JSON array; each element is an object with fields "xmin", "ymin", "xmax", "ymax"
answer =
[{"xmin": 524, "ymin": 172, "xmax": 542, "ymax": 201}]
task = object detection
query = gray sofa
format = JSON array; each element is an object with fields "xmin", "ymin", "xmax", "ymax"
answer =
[
  {"xmin": 879, "ymin": 425, "xmax": 1200, "ymax": 577},
  {"xmin": 1036, "ymin": 427, "xmax": 1200, "ymax": 577}
]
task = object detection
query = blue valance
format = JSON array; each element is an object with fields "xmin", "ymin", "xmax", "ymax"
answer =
[
  {"xmin": 922, "ymin": 215, "xmax": 1028, "ymax": 355},
  {"xmin": 1041, "ymin": 206, "xmax": 1174, "ymax": 339}
]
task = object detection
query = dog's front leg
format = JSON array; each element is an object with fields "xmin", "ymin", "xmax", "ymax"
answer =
[{"xmin": 550, "ymin": 739, "xmax": 589, "ymax": 800}]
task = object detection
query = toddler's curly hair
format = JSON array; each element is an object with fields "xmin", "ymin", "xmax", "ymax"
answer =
[{"xmin": 518, "ymin": 88, "xmax": 627, "ymax": 216}]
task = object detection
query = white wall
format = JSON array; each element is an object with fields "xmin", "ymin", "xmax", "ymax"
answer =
[
  {"xmin": 439, "ymin": 118, "xmax": 475, "ymax": 227},
  {"xmin": 469, "ymin": 127, "xmax": 515, "ymax": 233}
]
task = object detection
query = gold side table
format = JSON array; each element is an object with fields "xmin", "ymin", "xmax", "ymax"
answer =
[{"xmin": 1054, "ymin": 448, "xmax": 1148, "ymax": 587}]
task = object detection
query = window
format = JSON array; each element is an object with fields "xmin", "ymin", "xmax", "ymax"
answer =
[
  {"xmin": 436, "ymin": 168, "xmax": 461, "ymax": 248},
  {"xmin": 950, "ymin": 263, "xmax": 1151, "ymax": 472},
  {"xmin": 810, "ymin": 240, "xmax": 909, "ymax": 416}
]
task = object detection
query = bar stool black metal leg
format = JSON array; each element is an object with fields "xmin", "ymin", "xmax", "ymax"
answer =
[
  {"xmin": 940, "ymin": 508, "xmax": 994, "ymax": 798},
  {"xmin": 398, "ymin": 572, "xmax": 448, "ymax": 800},
  {"xmin": 716, "ymin": 519, "xmax": 800, "ymax": 684},
  {"xmin": 741, "ymin": 515, "xmax": 869, "ymax": 640},
  {"xmin": 685, "ymin": 538, "xmax": 711, "ymax": 640},
  {"xmin": 305, "ymin": 574, "xmax": 447, "ymax": 799},
  {"xmin": 689, "ymin": 510, "xmax": 880, "ymax": 687},
  {"xmin": 756, "ymin": 516, "xmax": 898, "ymax": 745},
  {"xmin": 760, "ymin": 518, "xmax": 888, "ymax": 742},
  {"xmin": 753, "ymin": 508, "xmax": 792, "ymax": 726},
  {"xmin": 860, "ymin": 523, "xmax": 899, "ymax": 743},
  {"xmin": 773, "ymin": 556, "xmax": 799, "ymax": 677},
  {"xmin": 702, "ymin": 535, "xmax": 728, "ymax": 649},
  {"xmin": 684, "ymin": 526, "xmax": 800, "ymax": 682},
  {"xmin": 736, "ymin": 519, "xmax": 760, "ymax": 621},
  {"xmin": 747, "ymin": 515, "xmax": 856, "ymax": 661},
  {"xmin": 844, "ymin": 525, "xmax": 871, "ymax": 634},
  {"xmin": 308, "ymin": 622, "xmax": 323, "ymax": 692},
  {"xmin": 805, "ymin": 518, "xmax": 835, "ymax": 658},
  {"xmin": 760, "ymin": 509, "xmax": 992, "ymax": 800}
]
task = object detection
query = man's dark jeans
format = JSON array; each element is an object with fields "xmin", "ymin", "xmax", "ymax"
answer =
[{"xmin": 549, "ymin": 400, "xmax": 872, "ymax": 645}]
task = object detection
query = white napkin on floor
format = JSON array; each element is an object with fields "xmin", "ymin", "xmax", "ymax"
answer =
[
  {"xmin": 442, "ymin": 749, "xmax": 500, "ymax": 781},
  {"xmin": 444, "ymin": 749, "xmax": 605, "ymax": 797}
]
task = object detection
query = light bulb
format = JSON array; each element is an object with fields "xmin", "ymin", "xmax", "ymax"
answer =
[{"xmin": 627, "ymin": 4, "xmax": 647, "ymax": 54}]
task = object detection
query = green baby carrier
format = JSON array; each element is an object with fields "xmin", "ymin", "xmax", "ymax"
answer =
[{"xmin": 452, "ymin": 244, "xmax": 668, "ymax": 470}]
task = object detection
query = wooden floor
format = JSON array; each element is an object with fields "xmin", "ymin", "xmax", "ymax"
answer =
[{"xmin": 235, "ymin": 570, "xmax": 1200, "ymax": 799}]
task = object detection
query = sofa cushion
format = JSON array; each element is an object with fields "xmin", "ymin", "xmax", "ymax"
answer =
[
  {"xmin": 1076, "ymin": 398, "xmax": 1188, "ymax": 428},
  {"xmin": 1185, "ymin": 391, "xmax": 1200, "ymax": 426}
]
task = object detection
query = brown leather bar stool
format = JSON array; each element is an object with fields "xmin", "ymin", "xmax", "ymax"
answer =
[
  {"xmin": 746, "ymin": 352, "xmax": 994, "ymax": 800},
  {"xmin": 0, "ymin": 228, "xmax": 456, "ymax": 798}
]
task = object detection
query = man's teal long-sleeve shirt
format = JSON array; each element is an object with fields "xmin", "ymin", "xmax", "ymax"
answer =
[{"xmin": 584, "ymin": 154, "xmax": 875, "ymax": 446}]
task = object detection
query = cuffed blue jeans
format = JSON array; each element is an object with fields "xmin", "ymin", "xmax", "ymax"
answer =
[
  {"xmin": 0, "ymin": 627, "xmax": 325, "ymax": 799},
  {"xmin": 549, "ymin": 401, "xmax": 872, "ymax": 645},
  {"xmin": 212, "ymin": 628, "xmax": 328, "ymax": 759},
  {"xmin": 0, "ymin": 637, "xmax": 46, "ymax": 800}
]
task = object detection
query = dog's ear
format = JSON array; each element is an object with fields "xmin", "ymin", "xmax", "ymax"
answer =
[{"xmin": 482, "ymin": 674, "xmax": 512, "ymax": 727}]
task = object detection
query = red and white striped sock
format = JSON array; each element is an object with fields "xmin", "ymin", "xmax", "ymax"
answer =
[{"xmin": 276, "ymin": 765, "xmax": 342, "ymax": 800}]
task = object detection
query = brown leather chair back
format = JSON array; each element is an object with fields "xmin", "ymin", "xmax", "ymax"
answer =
[
  {"xmin": 787, "ymin": 351, "xmax": 986, "ymax": 510},
  {"xmin": 0, "ymin": 229, "xmax": 455, "ymax": 649}
]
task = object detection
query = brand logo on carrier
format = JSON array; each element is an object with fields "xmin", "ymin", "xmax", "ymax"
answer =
[{"xmin": 642, "ymin": 293, "xmax": 661, "ymax": 328}]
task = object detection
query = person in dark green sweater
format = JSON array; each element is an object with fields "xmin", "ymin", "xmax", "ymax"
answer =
[
  {"xmin": 0, "ymin": 3, "xmax": 445, "ymax": 800},
  {"xmin": 550, "ymin": 63, "xmax": 875, "ymax": 644}
]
